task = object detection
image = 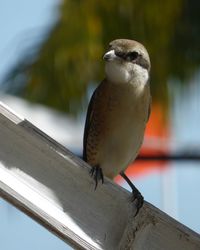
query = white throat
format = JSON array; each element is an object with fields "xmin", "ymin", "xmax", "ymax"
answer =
[{"xmin": 105, "ymin": 61, "xmax": 149, "ymax": 86}]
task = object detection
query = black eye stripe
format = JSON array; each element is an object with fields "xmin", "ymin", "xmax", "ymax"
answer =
[
  {"xmin": 115, "ymin": 50, "xmax": 139, "ymax": 61},
  {"xmin": 126, "ymin": 51, "xmax": 139, "ymax": 61},
  {"xmin": 115, "ymin": 51, "xmax": 126, "ymax": 59},
  {"xmin": 113, "ymin": 49, "xmax": 149, "ymax": 70}
]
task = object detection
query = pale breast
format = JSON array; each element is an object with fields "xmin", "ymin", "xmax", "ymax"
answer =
[{"xmin": 99, "ymin": 83, "xmax": 150, "ymax": 178}]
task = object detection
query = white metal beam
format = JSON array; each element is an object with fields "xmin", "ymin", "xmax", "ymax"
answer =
[{"xmin": 0, "ymin": 101, "xmax": 200, "ymax": 250}]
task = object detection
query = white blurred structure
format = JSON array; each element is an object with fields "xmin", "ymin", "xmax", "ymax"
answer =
[{"xmin": 0, "ymin": 92, "xmax": 84, "ymax": 152}]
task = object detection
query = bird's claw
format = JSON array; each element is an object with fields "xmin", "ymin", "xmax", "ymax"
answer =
[
  {"xmin": 120, "ymin": 171, "xmax": 144, "ymax": 216},
  {"xmin": 131, "ymin": 189, "xmax": 144, "ymax": 216},
  {"xmin": 90, "ymin": 166, "xmax": 104, "ymax": 190}
]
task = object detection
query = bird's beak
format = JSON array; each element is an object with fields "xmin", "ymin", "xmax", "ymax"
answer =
[{"xmin": 103, "ymin": 50, "xmax": 116, "ymax": 61}]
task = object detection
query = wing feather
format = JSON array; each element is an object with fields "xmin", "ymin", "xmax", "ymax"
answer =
[{"xmin": 83, "ymin": 88, "xmax": 97, "ymax": 161}]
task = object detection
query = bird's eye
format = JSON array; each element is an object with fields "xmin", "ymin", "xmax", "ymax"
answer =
[
  {"xmin": 126, "ymin": 51, "xmax": 139, "ymax": 61},
  {"xmin": 115, "ymin": 51, "xmax": 125, "ymax": 58}
]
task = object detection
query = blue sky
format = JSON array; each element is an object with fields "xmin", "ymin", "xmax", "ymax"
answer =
[{"xmin": 0, "ymin": 0, "xmax": 58, "ymax": 82}]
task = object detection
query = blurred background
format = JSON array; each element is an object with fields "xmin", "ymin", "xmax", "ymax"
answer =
[{"xmin": 0, "ymin": 0, "xmax": 200, "ymax": 249}]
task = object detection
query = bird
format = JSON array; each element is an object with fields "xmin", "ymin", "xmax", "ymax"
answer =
[{"xmin": 83, "ymin": 39, "xmax": 151, "ymax": 214}]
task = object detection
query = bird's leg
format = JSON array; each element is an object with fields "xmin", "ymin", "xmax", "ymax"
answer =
[
  {"xmin": 90, "ymin": 165, "xmax": 104, "ymax": 190},
  {"xmin": 120, "ymin": 171, "xmax": 144, "ymax": 216}
]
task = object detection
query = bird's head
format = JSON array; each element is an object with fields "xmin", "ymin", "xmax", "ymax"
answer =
[{"xmin": 103, "ymin": 39, "xmax": 150, "ymax": 84}]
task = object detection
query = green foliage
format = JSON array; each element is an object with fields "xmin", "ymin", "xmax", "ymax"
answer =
[{"xmin": 2, "ymin": 0, "xmax": 200, "ymax": 115}]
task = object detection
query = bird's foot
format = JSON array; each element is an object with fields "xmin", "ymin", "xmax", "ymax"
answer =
[
  {"xmin": 90, "ymin": 165, "xmax": 104, "ymax": 190},
  {"xmin": 130, "ymin": 188, "xmax": 144, "ymax": 216},
  {"xmin": 120, "ymin": 171, "xmax": 144, "ymax": 216}
]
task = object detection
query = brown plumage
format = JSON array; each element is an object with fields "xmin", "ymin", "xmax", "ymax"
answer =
[{"xmin": 83, "ymin": 39, "xmax": 151, "ymax": 214}]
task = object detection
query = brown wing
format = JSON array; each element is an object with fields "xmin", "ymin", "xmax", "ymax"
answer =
[{"xmin": 83, "ymin": 87, "xmax": 98, "ymax": 161}]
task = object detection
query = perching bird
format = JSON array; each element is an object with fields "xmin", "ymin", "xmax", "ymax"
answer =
[{"xmin": 83, "ymin": 39, "xmax": 151, "ymax": 214}]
